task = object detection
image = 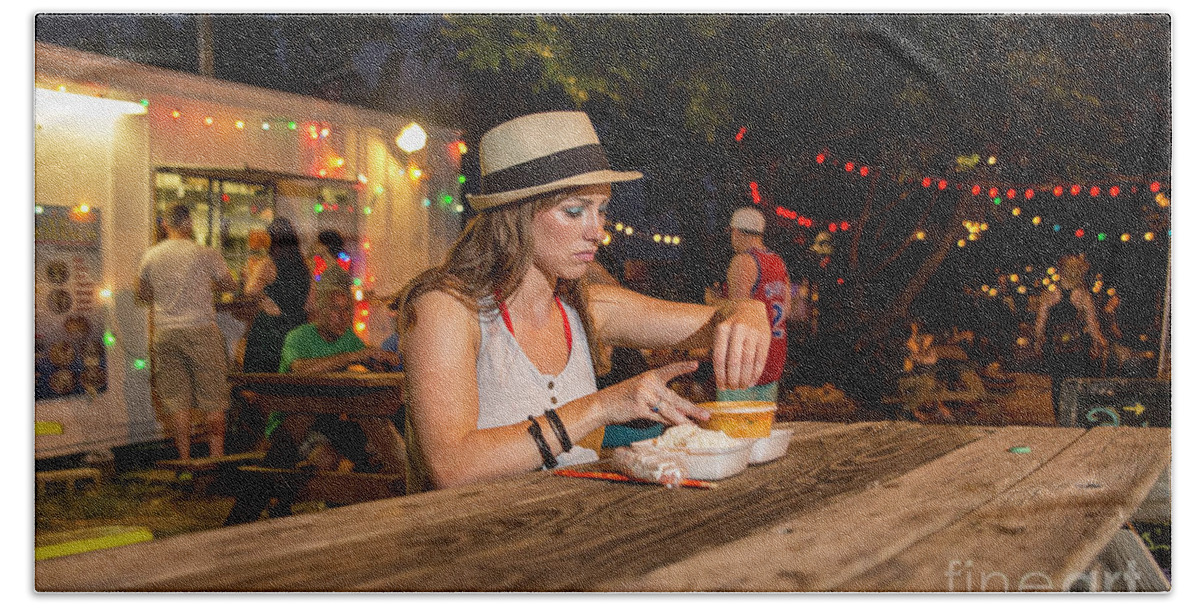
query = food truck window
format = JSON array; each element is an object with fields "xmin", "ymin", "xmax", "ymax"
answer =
[{"xmin": 154, "ymin": 171, "xmax": 274, "ymax": 284}]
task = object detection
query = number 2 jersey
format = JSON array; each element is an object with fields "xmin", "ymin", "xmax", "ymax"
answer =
[{"xmin": 746, "ymin": 247, "xmax": 791, "ymax": 386}]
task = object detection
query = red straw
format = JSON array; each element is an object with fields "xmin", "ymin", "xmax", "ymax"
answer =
[{"xmin": 553, "ymin": 468, "xmax": 715, "ymax": 489}]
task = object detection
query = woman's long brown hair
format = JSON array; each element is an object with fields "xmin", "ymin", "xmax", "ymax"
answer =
[{"xmin": 394, "ymin": 189, "xmax": 607, "ymax": 374}]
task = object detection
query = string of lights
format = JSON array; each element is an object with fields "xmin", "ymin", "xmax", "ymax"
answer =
[
  {"xmin": 744, "ymin": 147, "xmax": 1169, "ymax": 247},
  {"xmin": 604, "ymin": 221, "xmax": 682, "ymax": 247}
]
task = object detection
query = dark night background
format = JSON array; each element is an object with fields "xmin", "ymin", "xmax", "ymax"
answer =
[{"xmin": 33, "ymin": 12, "xmax": 1174, "ymax": 401}]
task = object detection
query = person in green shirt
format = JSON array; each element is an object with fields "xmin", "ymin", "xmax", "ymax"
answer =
[{"xmin": 225, "ymin": 284, "xmax": 398, "ymax": 525}]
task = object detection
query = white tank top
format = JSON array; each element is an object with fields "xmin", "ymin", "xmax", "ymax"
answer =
[{"xmin": 476, "ymin": 297, "xmax": 599, "ymax": 466}]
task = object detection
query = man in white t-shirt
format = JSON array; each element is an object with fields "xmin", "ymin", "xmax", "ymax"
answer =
[{"xmin": 136, "ymin": 204, "xmax": 238, "ymax": 461}]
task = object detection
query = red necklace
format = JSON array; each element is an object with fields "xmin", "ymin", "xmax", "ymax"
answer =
[{"xmin": 494, "ymin": 291, "xmax": 572, "ymax": 357}]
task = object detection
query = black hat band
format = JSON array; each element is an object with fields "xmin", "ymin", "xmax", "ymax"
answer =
[{"xmin": 481, "ymin": 144, "xmax": 611, "ymax": 195}]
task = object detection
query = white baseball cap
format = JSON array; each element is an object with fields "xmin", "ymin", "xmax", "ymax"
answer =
[{"xmin": 730, "ymin": 207, "xmax": 766, "ymax": 234}]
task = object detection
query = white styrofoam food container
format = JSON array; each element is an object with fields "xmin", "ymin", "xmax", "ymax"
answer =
[
  {"xmin": 631, "ymin": 438, "xmax": 752, "ymax": 481},
  {"xmin": 749, "ymin": 428, "xmax": 794, "ymax": 464}
]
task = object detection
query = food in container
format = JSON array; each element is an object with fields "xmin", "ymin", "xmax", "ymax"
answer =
[
  {"xmin": 697, "ymin": 401, "xmax": 777, "ymax": 438},
  {"xmin": 656, "ymin": 424, "xmax": 741, "ymax": 449},
  {"xmin": 612, "ymin": 446, "xmax": 687, "ymax": 487},
  {"xmin": 632, "ymin": 425, "xmax": 752, "ymax": 481},
  {"xmin": 749, "ymin": 428, "xmax": 793, "ymax": 464}
]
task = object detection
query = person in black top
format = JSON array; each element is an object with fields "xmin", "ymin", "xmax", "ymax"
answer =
[
  {"xmin": 1034, "ymin": 254, "xmax": 1109, "ymax": 412},
  {"xmin": 242, "ymin": 218, "xmax": 312, "ymax": 374}
]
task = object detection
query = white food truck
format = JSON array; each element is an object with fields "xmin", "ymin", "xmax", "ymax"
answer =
[{"xmin": 34, "ymin": 42, "xmax": 464, "ymax": 460}]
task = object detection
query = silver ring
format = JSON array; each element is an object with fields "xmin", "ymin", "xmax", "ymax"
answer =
[{"xmin": 650, "ymin": 399, "xmax": 663, "ymax": 414}]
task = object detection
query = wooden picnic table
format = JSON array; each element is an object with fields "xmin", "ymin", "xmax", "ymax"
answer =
[
  {"xmin": 221, "ymin": 372, "xmax": 407, "ymax": 522},
  {"xmin": 36, "ymin": 420, "xmax": 1170, "ymax": 592}
]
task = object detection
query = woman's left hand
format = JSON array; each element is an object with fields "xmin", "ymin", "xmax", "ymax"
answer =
[{"xmin": 711, "ymin": 299, "xmax": 771, "ymax": 390}]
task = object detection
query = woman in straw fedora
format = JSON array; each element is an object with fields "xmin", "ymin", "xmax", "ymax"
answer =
[{"xmin": 396, "ymin": 111, "xmax": 770, "ymax": 491}]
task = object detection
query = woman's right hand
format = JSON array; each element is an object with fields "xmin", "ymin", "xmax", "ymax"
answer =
[{"xmin": 600, "ymin": 360, "xmax": 709, "ymax": 427}]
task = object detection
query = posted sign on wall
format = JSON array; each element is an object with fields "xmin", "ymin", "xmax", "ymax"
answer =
[{"xmin": 35, "ymin": 205, "xmax": 108, "ymax": 400}]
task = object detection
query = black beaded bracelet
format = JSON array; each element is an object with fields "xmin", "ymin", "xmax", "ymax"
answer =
[
  {"xmin": 527, "ymin": 415, "xmax": 558, "ymax": 469},
  {"xmin": 544, "ymin": 408, "xmax": 572, "ymax": 453}
]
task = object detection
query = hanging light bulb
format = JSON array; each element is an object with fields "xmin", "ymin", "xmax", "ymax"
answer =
[{"xmin": 396, "ymin": 122, "xmax": 427, "ymax": 153}]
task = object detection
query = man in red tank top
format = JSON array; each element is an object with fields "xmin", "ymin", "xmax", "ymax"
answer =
[{"xmin": 721, "ymin": 207, "xmax": 792, "ymax": 402}]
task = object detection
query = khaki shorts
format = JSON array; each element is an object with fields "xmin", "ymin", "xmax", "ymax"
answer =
[{"xmin": 152, "ymin": 325, "xmax": 229, "ymax": 415}]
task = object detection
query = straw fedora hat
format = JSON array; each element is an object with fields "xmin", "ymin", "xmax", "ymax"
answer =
[{"xmin": 466, "ymin": 111, "xmax": 643, "ymax": 211}]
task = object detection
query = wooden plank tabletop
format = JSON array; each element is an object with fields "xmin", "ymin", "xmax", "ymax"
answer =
[
  {"xmin": 229, "ymin": 372, "xmax": 404, "ymax": 417},
  {"xmin": 228, "ymin": 372, "xmax": 404, "ymax": 389},
  {"xmin": 35, "ymin": 421, "xmax": 1170, "ymax": 592}
]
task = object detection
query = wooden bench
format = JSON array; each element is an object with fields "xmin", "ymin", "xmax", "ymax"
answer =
[
  {"xmin": 236, "ymin": 466, "xmax": 406, "ymax": 505},
  {"xmin": 155, "ymin": 451, "xmax": 267, "ymax": 494},
  {"xmin": 156, "ymin": 451, "xmax": 267, "ymax": 472},
  {"xmin": 35, "ymin": 468, "xmax": 102, "ymax": 495}
]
